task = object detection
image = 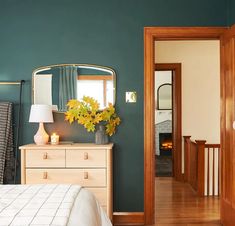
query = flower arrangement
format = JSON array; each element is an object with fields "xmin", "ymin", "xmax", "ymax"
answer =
[{"xmin": 65, "ymin": 96, "xmax": 121, "ymax": 136}]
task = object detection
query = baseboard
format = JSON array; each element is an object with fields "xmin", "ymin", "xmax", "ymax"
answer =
[{"xmin": 113, "ymin": 212, "xmax": 145, "ymax": 225}]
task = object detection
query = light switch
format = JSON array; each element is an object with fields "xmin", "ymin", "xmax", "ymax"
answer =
[{"xmin": 126, "ymin": 91, "xmax": 137, "ymax": 103}]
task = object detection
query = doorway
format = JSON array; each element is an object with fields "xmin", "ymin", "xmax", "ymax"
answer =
[
  {"xmin": 143, "ymin": 27, "xmax": 226, "ymax": 225},
  {"xmin": 155, "ymin": 70, "xmax": 173, "ymax": 177},
  {"xmin": 155, "ymin": 64, "xmax": 182, "ymax": 179}
]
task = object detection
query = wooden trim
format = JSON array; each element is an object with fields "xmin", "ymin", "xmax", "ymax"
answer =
[
  {"xmin": 113, "ymin": 212, "xmax": 144, "ymax": 225},
  {"xmin": 184, "ymin": 137, "xmax": 198, "ymax": 191},
  {"xmin": 144, "ymin": 27, "xmax": 155, "ymax": 226},
  {"xmin": 205, "ymin": 144, "xmax": 220, "ymax": 148},
  {"xmin": 221, "ymin": 199, "xmax": 235, "ymax": 226},
  {"xmin": 183, "ymin": 136, "xmax": 191, "ymax": 182},
  {"xmin": 220, "ymin": 24, "xmax": 235, "ymax": 225},
  {"xmin": 155, "ymin": 63, "xmax": 182, "ymax": 181},
  {"xmin": 144, "ymin": 27, "xmax": 226, "ymax": 225},
  {"xmin": 145, "ymin": 27, "xmax": 226, "ymax": 40},
  {"xmin": 212, "ymin": 147, "xmax": 215, "ymax": 196},
  {"xmin": 195, "ymin": 140, "xmax": 207, "ymax": 196}
]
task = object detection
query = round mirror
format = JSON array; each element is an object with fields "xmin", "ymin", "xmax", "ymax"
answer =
[{"xmin": 32, "ymin": 64, "xmax": 116, "ymax": 112}]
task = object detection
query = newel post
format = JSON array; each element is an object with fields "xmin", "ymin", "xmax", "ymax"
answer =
[
  {"xmin": 183, "ymin": 136, "xmax": 191, "ymax": 182},
  {"xmin": 195, "ymin": 140, "xmax": 207, "ymax": 196}
]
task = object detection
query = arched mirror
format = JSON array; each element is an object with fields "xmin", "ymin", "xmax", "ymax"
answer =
[
  {"xmin": 32, "ymin": 64, "xmax": 116, "ymax": 112},
  {"xmin": 157, "ymin": 83, "xmax": 172, "ymax": 110}
]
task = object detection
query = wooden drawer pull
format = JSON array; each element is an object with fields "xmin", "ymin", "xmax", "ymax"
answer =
[
  {"xmin": 84, "ymin": 172, "xmax": 88, "ymax": 179},
  {"xmin": 43, "ymin": 172, "xmax": 48, "ymax": 179},
  {"xmin": 84, "ymin": 152, "xmax": 88, "ymax": 160},
  {"xmin": 43, "ymin": 152, "xmax": 48, "ymax": 159}
]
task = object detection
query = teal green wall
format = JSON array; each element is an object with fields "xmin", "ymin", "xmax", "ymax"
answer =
[
  {"xmin": 0, "ymin": 0, "xmax": 227, "ymax": 211},
  {"xmin": 228, "ymin": 0, "xmax": 235, "ymax": 25}
]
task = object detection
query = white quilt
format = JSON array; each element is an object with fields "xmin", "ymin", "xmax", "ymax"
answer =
[{"xmin": 0, "ymin": 184, "xmax": 112, "ymax": 226}]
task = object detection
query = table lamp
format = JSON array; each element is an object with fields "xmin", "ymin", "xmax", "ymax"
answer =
[{"xmin": 29, "ymin": 104, "xmax": 54, "ymax": 145}]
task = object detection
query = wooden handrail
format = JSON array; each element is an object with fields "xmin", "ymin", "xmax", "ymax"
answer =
[
  {"xmin": 205, "ymin": 144, "xmax": 220, "ymax": 148},
  {"xmin": 183, "ymin": 136, "xmax": 220, "ymax": 197}
]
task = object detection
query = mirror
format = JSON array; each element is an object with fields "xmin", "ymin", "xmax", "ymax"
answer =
[
  {"xmin": 157, "ymin": 83, "xmax": 172, "ymax": 110},
  {"xmin": 32, "ymin": 64, "xmax": 116, "ymax": 112}
]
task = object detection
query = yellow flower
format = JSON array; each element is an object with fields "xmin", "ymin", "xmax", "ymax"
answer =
[{"xmin": 65, "ymin": 96, "xmax": 121, "ymax": 136}]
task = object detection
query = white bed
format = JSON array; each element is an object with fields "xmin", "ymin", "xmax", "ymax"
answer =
[{"xmin": 0, "ymin": 184, "xmax": 112, "ymax": 226}]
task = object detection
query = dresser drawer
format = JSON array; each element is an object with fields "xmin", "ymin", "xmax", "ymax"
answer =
[
  {"xmin": 66, "ymin": 149, "xmax": 106, "ymax": 167},
  {"xmin": 87, "ymin": 188, "xmax": 107, "ymax": 206},
  {"xmin": 25, "ymin": 169, "xmax": 106, "ymax": 187},
  {"xmin": 25, "ymin": 149, "xmax": 65, "ymax": 168}
]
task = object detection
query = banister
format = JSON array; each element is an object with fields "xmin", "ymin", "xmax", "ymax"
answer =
[
  {"xmin": 184, "ymin": 137, "xmax": 220, "ymax": 197},
  {"xmin": 195, "ymin": 140, "xmax": 207, "ymax": 196}
]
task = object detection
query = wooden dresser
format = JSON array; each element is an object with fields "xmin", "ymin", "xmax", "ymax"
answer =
[{"xmin": 19, "ymin": 143, "xmax": 113, "ymax": 219}]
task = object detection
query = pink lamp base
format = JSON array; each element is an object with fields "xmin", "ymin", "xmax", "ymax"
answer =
[{"xmin": 34, "ymin": 122, "xmax": 49, "ymax": 145}]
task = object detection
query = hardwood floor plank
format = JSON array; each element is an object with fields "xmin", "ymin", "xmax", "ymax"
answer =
[
  {"xmin": 154, "ymin": 177, "xmax": 221, "ymax": 226},
  {"xmin": 116, "ymin": 177, "xmax": 220, "ymax": 226}
]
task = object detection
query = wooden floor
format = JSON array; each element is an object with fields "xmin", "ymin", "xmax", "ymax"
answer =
[{"xmin": 154, "ymin": 177, "xmax": 221, "ymax": 226}]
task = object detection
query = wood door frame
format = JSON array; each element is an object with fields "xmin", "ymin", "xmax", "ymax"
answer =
[
  {"xmin": 155, "ymin": 63, "xmax": 182, "ymax": 180},
  {"xmin": 144, "ymin": 27, "xmax": 226, "ymax": 225},
  {"xmin": 220, "ymin": 24, "xmax": 235, "ymax": 226}
]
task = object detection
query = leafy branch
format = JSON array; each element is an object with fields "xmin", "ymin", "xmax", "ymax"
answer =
[{"xmin": 65, "ymin": 96, "xmax": 121, "ymax": 136}]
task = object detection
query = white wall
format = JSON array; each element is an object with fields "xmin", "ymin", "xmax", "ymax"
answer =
[
  {"xmin": 155, "ymin": 40, "xmax": 220, "ymax": 143},
  {"xmin": 155, "ymin": 70, "xmax": 172, "ymax": 92}
]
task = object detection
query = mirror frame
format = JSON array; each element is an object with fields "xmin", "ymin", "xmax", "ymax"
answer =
[
  {"xmin": 156, "ymin": 83, "xmax": 172, "ymax": 110},
  {"xmin": 32, "ymin": 63, "xmax": 116, "ymax": 112}
]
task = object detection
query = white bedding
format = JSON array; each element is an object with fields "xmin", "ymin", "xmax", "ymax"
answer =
[{"xmin": 0, "ymin": 184, "xmax": 112, "ymax": 226}]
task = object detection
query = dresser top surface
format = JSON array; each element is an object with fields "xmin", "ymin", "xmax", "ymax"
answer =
[{"xmin": 19, "ymin": 143, "xmax": 113, "ymax": 150}]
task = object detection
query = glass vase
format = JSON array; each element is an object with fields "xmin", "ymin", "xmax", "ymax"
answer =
[{"xmin": 95, "ymin": 125, "xmax": 108, "ymax": 144}]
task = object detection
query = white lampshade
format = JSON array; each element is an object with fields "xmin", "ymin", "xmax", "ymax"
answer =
[{"xmin": 29, "ymin": 104, "xmax": 54, "ymax": 123}]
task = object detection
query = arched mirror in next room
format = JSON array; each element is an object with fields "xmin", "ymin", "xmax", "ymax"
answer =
[{"xmin": 156, "ymin": 83, "xmax": 172, "ymax": 110}]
